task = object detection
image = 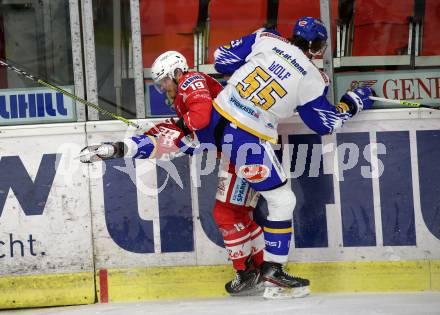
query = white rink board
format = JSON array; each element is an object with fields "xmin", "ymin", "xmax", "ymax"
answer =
[
  {"xmin": 0, "ymin": 123, "xmax": 93, "ymax": 275},
  {"xmin": 86, "ymin": 121, "xmax": 200, "ymax": 269},
  {"xmin": 0, "ymin": 111, "xmax": 439, "ymax": 276},
  {"xmin": 279, "ymin": 116, "xmax": 440, "ymax": 263},
  {"xmin": 86, "ymin": 114, "xmax": 440, "ymax": 270}
]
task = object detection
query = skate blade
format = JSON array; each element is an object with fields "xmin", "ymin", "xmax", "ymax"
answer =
[
  {"xmin": 263, "ymin": 285, "xmax": 310, "ymax": 299},
  {"xmin": 229, "ymin": 283, "xmax": 265, "ymax": 297}
]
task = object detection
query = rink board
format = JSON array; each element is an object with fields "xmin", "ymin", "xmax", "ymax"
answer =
[
  {"xmin": 0, "ymin": 123, "xmax": 95, "ymax": 309},
  {"xmin": 1, "ymin": 110, "xmax": 440, "ymax": 308},
  {"xmin": 432, "ymin": 261, "xmax": 440, "ymax": 291},
  {"xmin": 96, "ymin": 260, "xmax": 439, "ymax": 302},
  {"xmin": 0, "ymin": 272, "xmax": 94, "ymax": 308}
]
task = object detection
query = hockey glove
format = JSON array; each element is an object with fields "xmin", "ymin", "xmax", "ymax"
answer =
[
  {"xmin": 338, "ymin": 87, "xmax": 376, "ymax": 115},
  {"xmin": 145, "ymin": 118, "xmax": 190, "ymax": 136},
  {"xmin": 146, "ymin": 119, "xmax": 199, "ymax": 158},
  {"xmin": 79, "ymin": 142, "xmax": 125, "ymax": 163}
]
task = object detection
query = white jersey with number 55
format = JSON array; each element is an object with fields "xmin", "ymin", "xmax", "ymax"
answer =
[{"xmin": 213, "ymin": 30, "xmax": 330, "ymax": 143}]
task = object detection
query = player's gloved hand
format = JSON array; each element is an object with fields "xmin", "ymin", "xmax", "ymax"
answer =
[
  {"xmin": 153, "ymin": 123, "xmax": 185, "ymax": 158},
  {"xmin": 338, "ymin": 87, "xmax": 376, "ymax": 115},
  {"xmin": 146, "ymin": 119, "xmax": 199, "ymax": 158},
  {"xmin": 145, "ymin": 118, "xmax": 178, "ymax": 136},
  {"xmin": 79, "ymin": 142, "xmax": 125, "ymax": 163}
]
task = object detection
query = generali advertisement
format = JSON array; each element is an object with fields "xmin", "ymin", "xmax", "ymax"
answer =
[{"xmin": 335, "ymin": 69, "xmax": 440, "ymax": 107}]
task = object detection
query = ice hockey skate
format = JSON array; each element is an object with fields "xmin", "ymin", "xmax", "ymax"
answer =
[
  {"xmin": 225, "ymin": 269, "xmax": 264, "ymax": 296},
  {"xmin": 260, "ymin": 262, "xmax": 310, "ymax": 299}
]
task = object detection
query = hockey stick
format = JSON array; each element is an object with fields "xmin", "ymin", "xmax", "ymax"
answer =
[
  {"xmin": 0, "ymin": 58, "xmax": 141, "ymax": 129},
  {"xmin": 369, "ymin": 96, "xmax": 440, "ymax": 110}
]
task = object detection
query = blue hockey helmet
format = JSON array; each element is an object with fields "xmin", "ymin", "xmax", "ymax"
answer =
[{"xmin": 293, "ymin": 17, "xmax": 328, "ymax": 42}]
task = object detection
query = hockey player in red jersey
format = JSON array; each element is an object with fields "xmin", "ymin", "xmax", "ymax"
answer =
[
  {"xmin": 80, "ymin": 51, "xmax": 265, "ymax": 296},
  {"xmin": 150, "ymin": 52, "xmax": 265, "ymax": 296},
  {"xmin": 151, "ymin": 51, "xmax": 222, "ymax": 133}
]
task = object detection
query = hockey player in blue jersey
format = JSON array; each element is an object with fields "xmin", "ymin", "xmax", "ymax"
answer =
[
  {"xmin": 80, "ymin": 17, "xmax": 375, "ymax": 299},
  {"xmin": 207, "ymin": 16, "xmax": 375, "ymax": 298}
]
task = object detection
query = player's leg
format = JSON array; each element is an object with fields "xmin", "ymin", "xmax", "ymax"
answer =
[
  {"xmin": 220, "ymin": 160, "xmax": 265, "ymax": 270},
  {"xmin": 248, "ymin": 219, "xmax": 264, "ymax": 269},
  {"xmin": 213, "ymin": 159, "xmax": 265, "ymax": 296},
  {"xmin": 258, "ymin": 184, "xmax": 310, "ymax": 299},
  {"xmin": 224, "ymin": 127, "xmax": 310, "ymax": 299},
  {"xmin": 213, "ymin": 201, "xmax": 264, "ymax": 296}
]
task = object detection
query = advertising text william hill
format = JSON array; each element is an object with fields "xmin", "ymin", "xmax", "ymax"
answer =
[{"xmin": 0, "ymin": 86, "xmax": 75, "ymax": 123}]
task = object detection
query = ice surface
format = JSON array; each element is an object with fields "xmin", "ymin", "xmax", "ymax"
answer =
[{"xmin": 3, "ymin": 292, "xmax": 440, "ymax": 315}]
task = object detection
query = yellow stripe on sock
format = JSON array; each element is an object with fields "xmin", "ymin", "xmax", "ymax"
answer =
[{"xmin": 263, "ymin": 227, "xmax": 293, "ymax": 234}]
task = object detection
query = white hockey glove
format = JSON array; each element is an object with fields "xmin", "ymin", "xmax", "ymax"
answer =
[{"xmin": 79, "ymin": 142, "xmax": 125, "ymax": 163}]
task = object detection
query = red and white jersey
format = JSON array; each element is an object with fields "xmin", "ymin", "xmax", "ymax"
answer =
[{"xmin": 174, "ymin": 71, "xmax": 223, "ymax": 131}]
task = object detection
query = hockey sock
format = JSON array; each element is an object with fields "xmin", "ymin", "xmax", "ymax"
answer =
[
  {"xmin": 222, "ymin": 224, "xmax": 253, "ymax": 270},
  {"xmin": 263, "ymin": 219, "xmax": 292, "ymax": 264},
  {"xmin": 248, "ymin": 221, "xmax": 264, "ymax": 268}
]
